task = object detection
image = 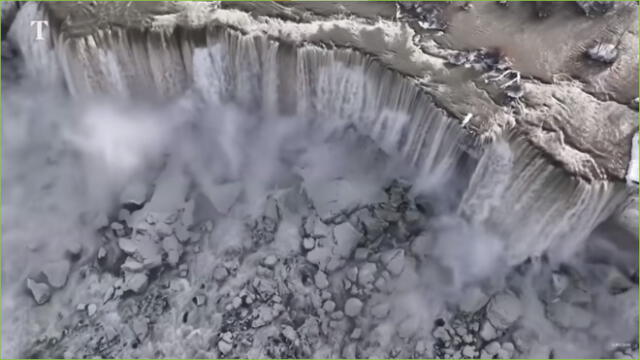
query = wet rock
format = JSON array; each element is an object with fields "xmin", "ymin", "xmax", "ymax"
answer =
[
  {"xmin": 302, "ymin": 237, "xmax": 315, "ymax": 250},
  {"xmin": 263, "ymin": 255, "xmax": 278, "ymax": 268},
  {"xmin": 459, "ymin": 287, "xmax": 489, "ymax": 313},
  {"xmin": 462, "ymin": 345, "xmax": 477, "ymax": 358},
  {"xmin": 213, "ymin": 265, "xmax": 229, "ymax": 281},
  {"xmin": 26, "ymin": 278, "xmax": 51, "ymax": 305},
  {"xmin": 97, "ymin": 247, "xmax": 107, "ymax": 261},
  {"xmin": 124, "ymin": 272, "xmax": 148, "ymax": 293},
  {"xmin": 161, "ymin": 235, "xmax": 182, "ymax": 267},
  {"xmin": 193, "ymin": 294, "xmax": 207, "ymax": 307},
  {"xmin": 357, "ymin": 262, "xmax": 377, "ymax": 286},
  {"xmin": 479, "ymin": 320, "xmax": 498, "ymax": 341},
  {"xmin": 41, "ymin": 260, "xmax": 71, "ymax": 288},
  {"xmin": 344, "ymin": 297, "xmax": 363, "ymax": 317},
  {"xmin": 371, "ymin": 302, "xmax": 390, "ymax": 319},
  {"xmin": 486, "ymin": 292, "xmax": 522, "ymax": 329},
  {"xmin": 87, "ymin": 303, "xmax": 97, "ymax": 317},
  {"xmin": 586, "ymin": 42, "xmax": 618, "ymax": 64},
  {"xmin": 314, "ymin": 271, "xmax": 329, "ymax": 289},
  {"xmin": 546, "ymin": 302, "xmax": 592, "ymax": 329},
  {"xmin": 380, "ymin": 249, "xmax": 405, "ymax": 276},
  {"xmin": 576, "ymin": 1, "xmax": 615, "ymax": 16}
]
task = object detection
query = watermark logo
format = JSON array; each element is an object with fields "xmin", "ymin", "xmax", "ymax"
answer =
[{"xmin": 30, "ymin": 20, "xmax": 49, "ymax": 40}]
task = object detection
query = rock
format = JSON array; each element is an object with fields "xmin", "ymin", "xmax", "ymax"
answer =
[
  {"xmin": 41, "ymin": 260, "xmax": 71, "ymax": 288},
  {"xmin": 459, "ymin": 287, "xmax": 489, "ymax": 313},
  {"xmin": 263, "ymin": 255, "xmax": 278, "ymax": 268},
  {"xmin": 371, "ymin": 302, "xmax": 390, "ymax": 319},
  {"xmin": 121, "ymin": 257, "xmax": 146, "ymax": 272},
  {"xmin": 486, "ymin": 292, "xmax": 522, "ymax": 329},
  {"xmin": 314, "ymin": 271, "xmax": 329, "ymax": 289},
  {"xmin": 587, "ymin": 43, "xmax": 618, "ymax": 64},
  {"xmin": 213, "ymin": 265, "xmax": 229, "ymax": 281},
  {"xmin": 462, "ymin": 345, "xmax": 477, "ymax": 358},
  {"xmin": 344, "ymin": 297, "xmax": 363, "ymax": 317},
  {"xmin": 380, "ymin": 249, "xmax": 405, "ymax": 276},
  {"xmin": 208, "ymin": 182, "xmax": 242, "ymax": 214},
  {"xmin": 480, "ymin": 320, "xmax": 498, "ymax": 341},
  {"xmin": 26, "ymin": 278, "xmax": 51, "ymax": 305},
  {"xmin": 546, "ymin": 302, "xmax": 592, "ymax": 329},
  {"xmin": 193, "ymin": 294, "xmax": 207, "ymax": 307},
  {"xmin": 323, "ymin": 300, "xmax": 336, "ymax": 312},
  {"xmin": 111, "ymin": 222, "xmax": 126, "ymax": 237},
  {"xmin": 131, "ymin": 318, "xmax": 149, "ymax": 341},
  {"xmin": 118, "ymin": 238, "xmax": 138, "ymax": 255},
  {"xmin": 357, "ymin": 262, "xmax": 377, "ymax": 286},
  {"xmin": 281, "ymin": 325, "xmax": 298, "ymax": 342},
  {"xmin": 512, "ymin": 328, "xmax": 538, "ymax": 353},
  {"xmin": 484, "ymin": 341, "xmax": 501, "ymax": 356},
  {"xmin": 354, "ymin": 248, "xmax": 369, "ymax": 261},
  {"xmin": 97, "ymin": 247, "xmax": 107, "ymax": 261},
  {"xmin": 299, "ymin": 235, "xmax": 315, "ymax": 251},
  {"xmin": 350, "ymin": 328, "xmax": 362, "ymax": 340},
  {"xmin": 120, "ymin": 181, "xmax": 147, "ymax": 206},
  {"xmin": 179, "ymin": 263, "xmax": 188, "ymax": 277},
  {"xmin": 87, "ymin": 303, "xmax": 97, "ymax": 317},
  {"xmin": 161, "ymin": 235, "xmax": 182, "ymax": 267},
  {"xmin": 331, "ymin": 222, "xmax": 360, "ymax": 258},
  {"xmin": 174, "ymin": 225, "xmax": 191, "ymax": 243},
  {"xmin": 124, "ymin": 272, "xmax": 148, "ymax": 293},
  {"xmin": 576, "ymin": 1, "xmax": 615, "ymax": 16}
]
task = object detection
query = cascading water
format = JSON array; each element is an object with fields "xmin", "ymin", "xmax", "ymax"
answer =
[{"xmin": 2, "ymin": 2, "xmax": 637, "ymax": 359}]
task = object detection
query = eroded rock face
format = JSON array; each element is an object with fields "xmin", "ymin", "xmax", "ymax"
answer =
[{"xmin": 2, "ymin": 1, "xmax": 638, "ymax": 359}]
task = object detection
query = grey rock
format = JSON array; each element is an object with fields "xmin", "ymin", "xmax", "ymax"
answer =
[
  {"xmin": 486, "ymin": 292, "xmax": 522, "ymax": 329},
  {"xmin": 357, "ymin": 262, "xmax": 377, "ymax": 286},
  {"xmin": 546, "ymin": 302, "xmax": 592, "ymax": 329},
  {"xmin": 344, "ymin": 297, "xmax": 363, "ymax": 317},
  {"xmin": 26, "ymin": 278, "xmax": 51, "ymax": 305},
  {"xmin": 124, "ymin": 272, "xmax": 148, "ymax": 293},
  {"xmin": 302, "ymin": 237, "xmax": 315, "ymax": 250},
  {"xmin": 161, "ymin": 235, "xmax": 183, "ymax": 267},
  {"xmin": 371, "ymin": 302, "xmax": 390, "ymax": 319},
  {"xmin": 576, "ymin": 1, "xmax": 615, "ymax": 16},
  {"xmin": 193, "ymin": 294, "xmax": 207, "ymax": 307},
  {"xmin": 314, "ymin": 270, "xmax": 330, "ymax": 289},
  {"xmin": 87, "ymin": 303, "xmax": 97, "ymax": 317},
  {"xmin": 323, "ymin": 300, "xmax": 336, "ymax": 312},
  {"xmin": 480, "ymin": 320, "xmax": 498, "ymax": 341},
  {"xmin": 381, "ymin": 249, "xmax": 405, "ymax": 276},
  {"xmin": 263, "ymin": 255, "xmax": 278, "ymax": 268},
  {"xmin": 213, "ymin": 265, "xmax": 229, "ymax": 281},
  {"xmin": 587, "ymin": 43, "xmax": 618, "ymax": 64}
]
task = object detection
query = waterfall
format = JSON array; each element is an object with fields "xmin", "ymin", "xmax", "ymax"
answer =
[{"xmin": 35, "ymin": 12, "xmax": 631, "ymax": 264}]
